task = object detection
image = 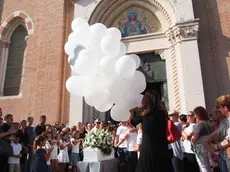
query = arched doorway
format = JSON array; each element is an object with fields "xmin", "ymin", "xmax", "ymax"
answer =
[{"xmin": 69, "ymin": 0, "xmax": 206, "ymax": 125}]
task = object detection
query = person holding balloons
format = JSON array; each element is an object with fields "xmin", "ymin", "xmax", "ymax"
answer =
[{"xmin": 130, "ymin": 90, "xmax": 174, "ymax": 172}]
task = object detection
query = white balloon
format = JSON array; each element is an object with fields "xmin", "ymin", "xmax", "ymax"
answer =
[
  {"xmin": 107, "ymin": 91, "xmax": 123, "ymax": 104},
  {"xmin": 107, "ymin": 76, "xmax": 126, "ymax": 94},
  {"xmin": 67, "ymin": 45, "xmax": 85, "ymax": 66},
  {"xmin": 116, "ymin": 42, "xmax": 127, "ymax": 58},
  {"xmin": 130, "ymin": 54, "xmax": 141, "ymax": 69},
  {"xmin": 134, "ymin": 94, "xmax": 144, "ymax": 107},
  {"xmin": 85, "ymin": 89, "xmax": 109, "ymax": 107},
  {"xmin": 126, "ymin": 94, "xmax": 144, "ymax": 108},
  {"xmin": 110, "ymin": 105, "xmax": 130, "ymax": 122},
  {"xmin": 71, "ymin": 18, "xmax": 89, "ymax": 31},
  {"xmin": 86, "ymin": 75, "xmax": 108, "ymax": 91},
  {"xmin": 107, "ymin": 27, "xmax": 122, "ymax": 41},
  {"xmin": 64, "ymin": 42, "xmax": 78, "ymax": 56},
  {"xmin": 99, "ymin": 56, "xmax": 117, "ymax": 79},
  {"xmin": 68, "ymin": 32, "xmax": 75, "ymax": 43},
  {"xmin": 74, "ymin": 49, "xmax": 100, "ymax": 76},
  {"xmin": 66, "ymin": 76, "xmax": 89, "ymax": 97},
  {"xmin": 115, "ymin": 55, "xmax": 136, "ymax": 78},
  {"xmin": 101, "ymin": 35, "xmax": 120, "ymax": 57},
  {"xmin": 90, "ymin": 23, "xmax": 107, "ymax": 39},
  {"xmin": 68, "ymin": 56, "xmax": 75, "ymax": 65},
  {"xmin": 95, "ymin": 103, "xmax": 113, "ymax": 112},
  {"xmin": 69, "ymin": 26, "xmax": 92, "ymax": 48},
  {"xmin": 122, "ymin": 92, "xmax": 136, "ymax": 103},
  {"xmin": 130, "ymin": 71, "xmax": 147, "ymax": 93},
  {"xmin": 89, "ymin": 39, "xmax": 106, "ymax": 61}
]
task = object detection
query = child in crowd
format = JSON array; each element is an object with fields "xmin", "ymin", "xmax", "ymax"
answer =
[
  {"xmin": 42, "ymin": 133, "xmax": 51, "ymax": 172},
  {"xmin": 8, "ymin": 134, "xmax": 22, "ymax": 172},
  {"xmin": 48, "ymin": 132, "xmax": 59, "ymax": 172},
  {"xmin": 58, "ymin": 132, "xmax": 70, "ymax": 172},
  {"xmin": 70, "ymin": 131, "xmax": 81, "ymax": 172},
  {"xmin": 116, "ymin": 123, "xmax": 138, "ymax": 172},
  {"xmin": 33, "ymin": 135, "xmax": 54, "ymax": 172},
  {"xmin": 135, "ymin": 123, "xmax": 142, "ymax": 158}
]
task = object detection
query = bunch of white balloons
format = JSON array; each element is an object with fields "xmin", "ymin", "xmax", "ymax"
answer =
[{"xmin": 65, "ymin": 18, "xmax": 146, "ymax": 121}]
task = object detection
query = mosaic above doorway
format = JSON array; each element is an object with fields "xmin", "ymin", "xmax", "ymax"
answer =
[{"xmin": 111, "ymin": 6, "xmax": 161, "ymax": 38}]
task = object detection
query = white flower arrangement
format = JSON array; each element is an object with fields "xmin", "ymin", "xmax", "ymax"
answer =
[{"xmin": 84, "ymin": 128, "xmax": 113, "ymax": 156}]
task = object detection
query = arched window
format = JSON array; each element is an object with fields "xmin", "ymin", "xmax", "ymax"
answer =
[{"xmin": 3, "ymin": 25, "xmax": 28, "ymax": 96}]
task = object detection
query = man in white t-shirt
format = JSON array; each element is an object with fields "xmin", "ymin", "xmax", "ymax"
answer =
[
  {"xmin": 115, "ymin": 121, "xmax": 128, "ymax": 172},
  {"xmin": 8, "ymin": 134, "xmax": 22, "ymax": 172},
  {"xmin": 116, "ymin": 123, "xmax": 138, "ymax": 172}
]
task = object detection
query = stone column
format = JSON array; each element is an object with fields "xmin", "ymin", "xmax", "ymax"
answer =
[
  {"xmin": 159, "ymin": 49, "xmax": 173, "ymax": 110},
  {"xmin": 69, "ymin": 95, "xmax": 83, "ymax": 126},
  {"xmin": 167, "ymin": 20, "xmax": 206, "ymax": 113}
]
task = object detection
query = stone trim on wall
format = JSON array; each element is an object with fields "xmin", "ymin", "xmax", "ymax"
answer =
[
  {"xmin": 88, "ymin": 0, "xmax": 178, "ymax": 27},
  {"xmin": 165, "ymin": 19, "xmax": 199, "ymax": 45},
  {"xmin": 0, "ymin": 11, "xmax": 34, "ymax": 39},
  {"xmin": 0, "ymin": 11, "xmax": 33, "ymax": 97}
]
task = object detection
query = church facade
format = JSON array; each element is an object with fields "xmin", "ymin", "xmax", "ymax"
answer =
[{"xmin": 0, "ymin": 0, "xmax": 229, "ymax": 124}]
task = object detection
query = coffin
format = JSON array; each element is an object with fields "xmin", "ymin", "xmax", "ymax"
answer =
[{"xmin": 83, "ymin": 147, "xmax": 114, "ymax": 162}]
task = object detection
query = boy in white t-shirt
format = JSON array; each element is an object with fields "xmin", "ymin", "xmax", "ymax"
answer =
[
  {"xmin": 115, "ymin": 121, "xmax": 128, "ymax": 172},
  {"xmin": 8, "ymin": 134, "xmax": 22, "ymax": 172},
  {"xmin": 116, "ymin": 123, "xmax": 138, "ymax": 172}
]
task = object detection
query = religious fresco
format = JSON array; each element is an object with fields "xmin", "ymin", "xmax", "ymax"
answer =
[{"xmin": 111, "ymin": 6, "xmax": 161, "ymax": 38}]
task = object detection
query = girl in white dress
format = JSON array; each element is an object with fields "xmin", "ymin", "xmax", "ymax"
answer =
[
  {"xmin": 42, "ymin": 132, "xmax": 55, "ymax": 172},
  {"xmin": 46, "ymin": 131, "xmax": 59, "ymax": 172},
  {"xmin": 58, "ymin": 132, "xmax": 70, "ymax": 172}
]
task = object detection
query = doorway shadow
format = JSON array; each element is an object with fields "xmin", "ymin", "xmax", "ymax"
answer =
[{"xmin": 193, "ymin": 0, "xmax": 230, "ymax": 110}]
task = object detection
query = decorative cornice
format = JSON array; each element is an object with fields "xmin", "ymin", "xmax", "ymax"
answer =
[
  {"xmin": 122, "ymin": 32, "xmax": 166, "ymax": 43},
  {"xmin": 165, "ymin": 19, "xmax": 199, "ymax": 45},
  {"xmin": 178, "ymin": 24, "xmax": 199, "ymax": 39}
]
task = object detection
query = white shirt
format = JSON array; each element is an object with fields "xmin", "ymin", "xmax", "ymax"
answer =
[
  {"xmin": 116, "ymin": 125, "xmax": 128, "ymax": 148},
  {"xmin": 126, "ymin": 131, "xmax": 138, "ymax": 151},
  {"xmin": 136, "ymin": 133, "xmax": 142, "ymax": 145},
  {"xmin": 44, "ymin": 141, "xmax": 51, "ymax": 165},
  {"xmin": 8, "ymin": 143, "xmax": 22, "ymax": 164},
  {"xmin": 183, "ymin": 123, "xmax": 197, "ymax": 154},
  {"xmin": 71, "ymin": 138, "xmax": 80, "ymax": 153}
]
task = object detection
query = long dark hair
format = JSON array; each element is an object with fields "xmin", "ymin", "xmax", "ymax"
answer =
[
  {"xmin": 33, "ymin": 135, "xmax": 46, "ymax": 149},
  {"xmin": 193, "ymin": 106, "xmax": 209, "ymax": 121},
  {"xmin": 141, "ymin": 90, "xmax": 162, "ymax": 116}
]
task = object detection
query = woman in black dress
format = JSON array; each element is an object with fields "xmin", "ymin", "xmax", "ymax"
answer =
[{"xmin": 130, "ymin": 90, "xmax": 173, "ymax": 172}]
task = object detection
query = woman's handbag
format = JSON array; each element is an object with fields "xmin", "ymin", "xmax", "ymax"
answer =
[
  {"xmin": 0, "ymin": 139, "xmax": 13, "ymax": 156},
  {"xmin": 166, "ymin": 120, "xmax": 181, "ymax": 143}
]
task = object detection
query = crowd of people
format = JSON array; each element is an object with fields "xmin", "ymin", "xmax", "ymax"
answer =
[
  {"xmin": 0, "ymin": 113, "xmax": 122, "ymax": 172},
  {"xmin": 0, "ymin": 92, "xmax": 229, "ymax": 172}
]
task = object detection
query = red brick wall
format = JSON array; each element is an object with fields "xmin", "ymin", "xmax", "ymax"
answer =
[
  {"xmin": 0, "ymin": 0, "xmax": 71, "ymax": 124},
  {"xmin": 193, "ymin": 0, "xmax": 230, "ymax": 111}
]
